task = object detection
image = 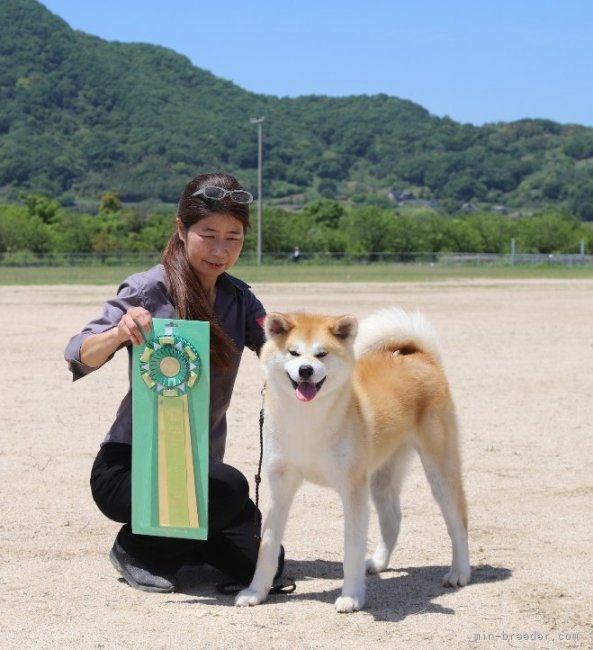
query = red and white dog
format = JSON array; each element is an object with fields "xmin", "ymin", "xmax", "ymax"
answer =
[{"xmin": 236, "ymin": 308, "xmax": 470, "ymax": 612}]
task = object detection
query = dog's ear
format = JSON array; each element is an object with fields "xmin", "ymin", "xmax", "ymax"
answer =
[
  {"xmin": 265, "ymin": 313, "xmax": 294, "ymax": 338},
  {"xmin": 331, "ymin": 315, "xmax": 358, "ymax": 341}
]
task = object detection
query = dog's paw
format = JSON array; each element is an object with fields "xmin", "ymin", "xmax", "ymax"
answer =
[
  {"xmin": 334, "ymin": 594, "xmax": 365, "ymax": 613},
  {"xmin": 235, "ymin": 587, "xmax": 267, "ymax": 607},
  {"xmin": 365, "ymin": 556, "xmax": 388, "ymax": 574},
  {"xmin": 442, "ymin": 565, "xmax": 471, "ymax": 587}
]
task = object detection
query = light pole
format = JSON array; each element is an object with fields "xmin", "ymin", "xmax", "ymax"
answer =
[{"xmin": 250, "ymin": 116, "xmax": 264, "ymax": 265}]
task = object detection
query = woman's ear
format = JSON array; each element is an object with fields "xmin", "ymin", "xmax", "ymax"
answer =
[{"xmin": 176, "ymin": 218, "xmax": 186, "ymax": 244}]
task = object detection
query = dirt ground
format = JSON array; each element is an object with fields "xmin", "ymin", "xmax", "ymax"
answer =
[{"xmin": 2, "ymin": 279, "xmax": 592, "ymax": 649}]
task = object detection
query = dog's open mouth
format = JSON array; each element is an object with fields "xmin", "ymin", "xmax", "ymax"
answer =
[{"xmin": 288, "ymin": 376, "xmax": 326, "ymax": 402}]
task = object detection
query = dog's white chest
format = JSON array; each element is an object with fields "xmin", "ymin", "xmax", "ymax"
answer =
[{"xmin": 265, "ymin": 414, "xmax": 353, "ymax": 487}]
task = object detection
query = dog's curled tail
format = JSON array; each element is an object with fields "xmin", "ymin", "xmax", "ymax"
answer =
[{"xmin": 353, "ymin": 307, "xmax": 442, "ymax": 365}]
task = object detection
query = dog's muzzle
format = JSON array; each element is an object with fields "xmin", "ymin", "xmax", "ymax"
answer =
[{"xmin": 287, "ymin": 374, "xmax": 326, "ymax": 402}]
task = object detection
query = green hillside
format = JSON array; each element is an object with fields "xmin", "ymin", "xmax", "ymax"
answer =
[{"xmin": 2, "ymin": 0, "xmax": 593, "ymax": 218}]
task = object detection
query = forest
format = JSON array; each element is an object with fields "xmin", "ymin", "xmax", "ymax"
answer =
[{"xmin": 2, "ymin": 0, "xmax": 593, "ymax": 222}]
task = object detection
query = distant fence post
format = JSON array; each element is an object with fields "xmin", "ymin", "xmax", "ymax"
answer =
[
  {"xmin": 581, "ymin": 239, "xmax": 585, "ymax": 264},
  {"xmin": 511, "ymin": 238, "xmax": 516, "ymax": 266}
]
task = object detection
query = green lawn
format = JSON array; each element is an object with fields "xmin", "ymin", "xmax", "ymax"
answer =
[{"xmin": 1, "ymin": 263, "xmax": 592, "ymax": 285}]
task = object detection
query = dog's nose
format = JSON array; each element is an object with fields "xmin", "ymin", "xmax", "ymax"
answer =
[{"xmin": 299, "ymin": 364, "xmax": 314, "ymax": 379}]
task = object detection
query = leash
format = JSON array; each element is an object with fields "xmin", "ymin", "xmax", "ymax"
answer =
[
  {"xmin": 216, "ymin": 385, "xmax": 296, "ymax": 596},
  {"xmin": 253, "ymin": 385, "xmax": 265, "ymax": 544}
]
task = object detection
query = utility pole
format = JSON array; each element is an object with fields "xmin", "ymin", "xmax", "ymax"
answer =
[{"xmin": 250, "ymin": 117, "xmax": 264, "ymax": 265}]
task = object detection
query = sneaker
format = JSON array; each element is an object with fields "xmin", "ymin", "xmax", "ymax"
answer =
[
  {"xmin": 109, "ymin": 539, "xmax": 177, "ymax": 593},
  {"xmin": 216, "ymin": 545, "xmax": 294, "ymax": 595}
]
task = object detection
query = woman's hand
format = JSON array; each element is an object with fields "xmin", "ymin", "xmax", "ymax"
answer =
[
  {"xmin": 118, "ymin": 307, "xmax": 153, "ymax": 346},
  {"xmin": 80, "ymin": 307, "xmax": 153, "ymax": 369}
]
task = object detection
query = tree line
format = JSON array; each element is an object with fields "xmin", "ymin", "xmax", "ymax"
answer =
[{"xmin": 1, "ymin": 195, "xmax": 590, "ymax": 263}]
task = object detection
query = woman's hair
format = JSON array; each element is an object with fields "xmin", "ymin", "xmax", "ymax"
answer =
[{"xmin": 161, "ymin": 172, "xmax": 251, "ymax": 371}]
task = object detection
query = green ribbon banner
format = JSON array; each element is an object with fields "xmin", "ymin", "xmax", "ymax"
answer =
[{"xmin": 131, "ymin": 318, "xmax": 210, "ymax": 540}]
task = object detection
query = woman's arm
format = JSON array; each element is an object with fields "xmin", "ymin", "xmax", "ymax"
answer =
[{"xmin": 80, "ymin": 307, "xmax": 153, "ymax": 368}]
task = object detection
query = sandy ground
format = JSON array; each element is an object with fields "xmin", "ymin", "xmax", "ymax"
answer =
[{"xmin": 2, "ymin": 279, "xmax": 593, "ymax": 649}]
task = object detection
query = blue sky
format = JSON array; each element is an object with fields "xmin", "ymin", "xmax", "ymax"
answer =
[{"xmin": 40, "ymin": 0, "xmax": 593, "ymax": 127}]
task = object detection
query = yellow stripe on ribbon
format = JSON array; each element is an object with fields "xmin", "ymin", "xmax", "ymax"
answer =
[{"xmin": 157, "ymin": 395, "xmax": 199, "ymax": 529}]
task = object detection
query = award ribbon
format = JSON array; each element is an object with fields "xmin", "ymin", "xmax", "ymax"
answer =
[{"xmin": 138, "ymin": 322, "xmax": 202, "ymax": 529}]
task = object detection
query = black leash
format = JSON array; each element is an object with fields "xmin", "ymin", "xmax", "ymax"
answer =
[
  {"xmin": 253, "ymin": 387, "xmax": 265, "ymax": 544},
  {"xmin": 216, "ymin": 385, "xmax": 296, "ymax": 596},
  {"xmin": 216, "ymin": 578, "xmax": 296, "ymax": 596}
]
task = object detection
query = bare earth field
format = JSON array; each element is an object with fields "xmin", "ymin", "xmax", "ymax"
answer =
[{"xmin": 1, "ymin": 279, "xmax": 592, "ymax": 649}]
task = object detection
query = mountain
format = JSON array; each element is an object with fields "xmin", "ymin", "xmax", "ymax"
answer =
[{"xmin": 2, "ymin": 0, "xmax": 593, "ymax": 218}]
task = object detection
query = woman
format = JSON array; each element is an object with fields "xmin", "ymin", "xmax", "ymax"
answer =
[{"xmin": 65, "ymin": 172, "xmax": 282, "ymax": 593}]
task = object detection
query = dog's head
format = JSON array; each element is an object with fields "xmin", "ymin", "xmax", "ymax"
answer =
[{"xmin": 261, "ymin": 312, "xmax": 358, "ymax": 402}]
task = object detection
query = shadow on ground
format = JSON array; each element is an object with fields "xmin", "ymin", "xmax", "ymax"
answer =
[{"xmin": 173, "ymin": 560, "xmax": 512, "ymax": 622}]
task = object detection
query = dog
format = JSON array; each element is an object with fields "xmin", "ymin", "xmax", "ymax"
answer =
[{"xmin": 235, "ymin": 308, "xmax": 470, "ymax": 613}]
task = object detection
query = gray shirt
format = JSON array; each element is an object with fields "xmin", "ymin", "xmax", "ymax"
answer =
[{"xmin": 64, "ymin": 264, "xmax": 266, "ymax": 461}]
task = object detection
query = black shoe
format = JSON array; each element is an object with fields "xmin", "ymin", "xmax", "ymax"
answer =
[
  {"xmin": 270, "ymin": 544, "xmax": 295, "ymax": 593},
  {"xmin": 274, "ymin": 544, "xmax": 285, "ymax": 582},
  {"xmin": 109, "ymin": 539, "xmax": 177, "ymax": 593},
  {"xmin": 215, "ymin": 544, "xmax": 294, "ymax": 595}
]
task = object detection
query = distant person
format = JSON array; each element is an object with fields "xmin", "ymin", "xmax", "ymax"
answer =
[
  {"xmin": 291, "ymin": 246, "xmax": 301, "ymax": 263},
  {"xmin": 64, "ymin": 172, "xmax": 284, "ymax": 593}
]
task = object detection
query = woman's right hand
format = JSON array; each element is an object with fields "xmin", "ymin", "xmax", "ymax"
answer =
[
  {"xmin": 80, "ymin": 307, "xmax": 154, "ymax": 369},
  {"xmin": 117, "ymin": 307, "xmax": 153, "ymax": 346}
]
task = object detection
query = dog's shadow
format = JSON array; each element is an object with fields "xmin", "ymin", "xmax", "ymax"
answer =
[{"xmin": 174, "ymin": 561, "xmax": 511, "ymax": 622}]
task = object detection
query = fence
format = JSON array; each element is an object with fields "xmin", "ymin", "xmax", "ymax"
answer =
[{"xmin": 0, "ymin": 250, "xmax": 592, "ymax": 267}]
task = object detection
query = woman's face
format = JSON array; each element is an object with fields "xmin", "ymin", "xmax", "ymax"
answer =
[{"xmin": 178, "ymin": 213, "xmax": 245, "ymax": 284}]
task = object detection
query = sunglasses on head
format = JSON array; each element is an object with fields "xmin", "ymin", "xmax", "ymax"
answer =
[{"xmin": 191, "ymin": 186, "xmax": 253, "ymax": 204}]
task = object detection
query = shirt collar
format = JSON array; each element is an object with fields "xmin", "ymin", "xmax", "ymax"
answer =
[{"xmin": 217, "ymin": 272, "xmax": 252, "ymax": 292}]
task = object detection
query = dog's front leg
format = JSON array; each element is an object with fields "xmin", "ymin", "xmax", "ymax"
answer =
[
  {"xmin": 335, "ymin": 479, "xmax": 370, "ymax": 613},
  {"xmin": 236, "ymin": 464, "xmax": 301, "ymax": 607}
]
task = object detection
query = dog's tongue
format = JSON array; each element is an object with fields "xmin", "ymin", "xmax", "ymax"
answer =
[{"xmin": 295, "ymin": 382, "xmax": 317, "ymax": 402}]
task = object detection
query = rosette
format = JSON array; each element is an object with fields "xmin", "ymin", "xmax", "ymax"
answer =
[{"xmin": 139, "ymin": 334, "xmax": 201, "ymax": 397}]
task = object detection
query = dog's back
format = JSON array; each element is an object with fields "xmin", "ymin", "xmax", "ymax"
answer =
[{"xmin": 352, "ymin": 308, "xmax": 454, "ymax": 469}]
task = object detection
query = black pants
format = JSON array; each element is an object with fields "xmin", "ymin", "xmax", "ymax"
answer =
[{"xmin": 90, "ymin": 442, "xmax": 261, "ymax": 585}]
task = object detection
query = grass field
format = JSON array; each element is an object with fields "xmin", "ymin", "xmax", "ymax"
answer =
[{"xmin": 0, "ymin": 262, "xmax": 592, "ymax": 285}]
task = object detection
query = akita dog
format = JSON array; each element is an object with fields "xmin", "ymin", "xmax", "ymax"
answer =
[{"xmin": 236, "ymin": 308, "xmax": 470, "ymax": 613}]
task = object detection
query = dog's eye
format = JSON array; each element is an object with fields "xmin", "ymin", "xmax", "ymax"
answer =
[
  {"xmin": 316, "ymin": 351, "xmax": 328, "ymax": 358},
  {"xmin": 289, "ymin": 350, "xmax": 300, "ymax": 357}
]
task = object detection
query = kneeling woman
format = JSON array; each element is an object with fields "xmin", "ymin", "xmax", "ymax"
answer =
[{"xmin": 65, "ymin": 172, "xmax": 282, "ymax": 592}]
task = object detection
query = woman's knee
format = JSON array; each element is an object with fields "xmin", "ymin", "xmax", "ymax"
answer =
[
  {"xmin": 208, "ymin": 462, "xmax": 252, "ymax": 530},
  {"xmin": 209, "ymin": 462, "xmax": 250, "ymax": 501},
  {"xmin": 90, "ymin": 443, "xmax": 132, "ymax": 524}
]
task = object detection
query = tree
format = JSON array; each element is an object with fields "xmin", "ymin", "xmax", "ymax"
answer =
[
  {"xmin": 302, "ymin": 200, "xmax": 345, "ymax": 228},
  {"xmin": 398, "ymin": 208, "xmax": 448, "ymax": 252},
  {"xmin": 469, "ymin": 213, "xmax": 515, "ymax": 253},
  {"xmin": 515, "ymin": 211, "xmax": 582, "ymax": 253},
  {"xmin": 23, "ymin": 194, "xmax": 61, "ymax": 223},
  {"xmin": 259, "ymin": 208, "xmax": 307, "ymax": 255},
  {"xmin": 25, "ymin": 216, "xmax": 54, "ymax": 253},
  {"xmin": 133, "ymin": 214, "xmax": 174, "ymax": 252},
  {"xmin": 99, "ymin": 191, "xmax": 122, "ymax": 213},
  {"xmin": 0, "ymin": 205, "xmax": 29, "ymax": 252},
  {"xmin": 442, "ymin": 217, "xmax": 483, "ymax": 252},
  {"xmin": 51, "ymin": 212, "xmax": 97, "ymax": 253},
  {"xmin": 570, "ymin": 182, "xmax": 593, "ymax": 221},
  {"xmin": 342, "ymin": 206, "xmax": 399, "ymax": 255}
]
